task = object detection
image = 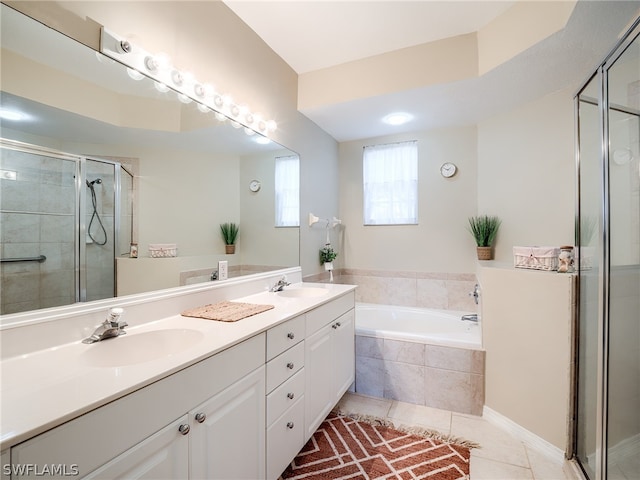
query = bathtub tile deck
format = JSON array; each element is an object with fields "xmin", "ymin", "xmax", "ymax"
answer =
[{"xmin": 336, "ymin": 392, "xmax": 577, "ymax": 480}]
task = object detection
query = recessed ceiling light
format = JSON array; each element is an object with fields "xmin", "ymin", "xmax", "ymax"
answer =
[
  {"xmin": 0, "ymin": 108, "xmax": 28, "ymax": 121},
  {"xmin": 254, "ymin": 136, "xmax": 271, "ymax": 145},
  {"xmin": 382, "ymin": 112, "xmax": 413, "ymax": 126}
]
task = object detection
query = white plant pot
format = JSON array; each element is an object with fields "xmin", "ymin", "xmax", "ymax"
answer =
[{"xmin": 324, "ymin": 261, "xmax": 334, "ymax": 271}]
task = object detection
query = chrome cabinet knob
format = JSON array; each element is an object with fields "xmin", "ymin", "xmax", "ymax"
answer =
[
  {"xmin": 336, "ymin": 322, "xmax": 341, "ymax": 327},
  {"xmin": 332, "ymin": 323, "xmax": 338, "ymax": 329},
  {"xmin": 178, "ymin": 424, "xmax": 190, "ymax": 435},
  {"xmin": 287, "ymin": 332, "xmax": 295, "ymax": 339},
  {"xmin": 195, "ymin": 413, "xmax": 206, "ymax": 423},
  {"xmin": 286, "ymin": 362, "xmax": 294, "ymax": 369},
  {"xmin": 287, "ymin": 392, "xmax": 295, "ymax": 399},
  {"xmin": 286, "ymin": 422, "xmax": 294, "ymax": 429}
]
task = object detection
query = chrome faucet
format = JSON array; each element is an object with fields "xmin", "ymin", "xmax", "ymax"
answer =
[
  {"xmin": 270, "ymin": 276, "xmax": 291, "ymax": 292},
  {"xmin": 211, "ymin": 270, "xmax": 218, "ymax": 281},
  {"xmin": 83, "ymin": 308, "xmax": 128, "ymax": 344},
  {"xmin": 461, "ymin": 313, "xmax": 479, "ymax": 323}
]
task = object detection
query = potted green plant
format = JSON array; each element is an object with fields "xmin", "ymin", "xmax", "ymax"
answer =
[
  {"xmin": 467, "ymin": 215, "xmax": 501, "ymax": 260},
  {"xmin": 220, "ymin": 222, "xmax": 239, "ymax": 254},
  {"xmin": 319, "ymin": 244, "xmax": 337, "ymax": 270}
]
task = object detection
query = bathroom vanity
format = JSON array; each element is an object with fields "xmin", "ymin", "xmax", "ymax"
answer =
[{"xmin": 0, "ymin": 269, "xmax": 355, "ymax": 479}]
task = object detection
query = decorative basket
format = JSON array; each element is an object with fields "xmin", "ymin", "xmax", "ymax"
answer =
[
  {"xmin": 149, "ymin": 243, "xmax": 177, "ymax": 258},
  {"xmin": 513, "ymin": 246, "xmax": 560, "ymax": 271}
]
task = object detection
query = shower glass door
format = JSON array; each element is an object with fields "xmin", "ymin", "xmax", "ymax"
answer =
[
  {"xmin": 575, "ymin": 17, "xmax": 639, "ymax": 480},
  {"xmin": 0, "ymin": 143, "xmax": 78, "ymax": 313},
  {"xmin": 604, "ymin": 28, "xmax": 639, "ymax": 480}
]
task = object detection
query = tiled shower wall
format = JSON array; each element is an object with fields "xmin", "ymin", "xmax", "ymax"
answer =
[
  {"xmin": 306, "ymin": 268, "xmax": 478, "ymax": 312},
  {"xmin": 1, "ymin": 148, "xmax": 77, "ymax": 313}
]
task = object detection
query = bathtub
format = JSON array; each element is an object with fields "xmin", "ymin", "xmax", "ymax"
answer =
[
  {"xmin": 355, "ymin": 302, "xmax": 481, "ymax": 349},
  {"xmin": 353, "ymin": 302, "xmax": 485, "ymax": 415}
]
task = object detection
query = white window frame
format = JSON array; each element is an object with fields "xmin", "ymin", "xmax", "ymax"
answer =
[
  {"xmin": 363, "ymin": 140, "xmax": 418, "ymax": 225},
  {"xmin": 275, "ymin": 154, "xmax": 300, "ymax": 227}
]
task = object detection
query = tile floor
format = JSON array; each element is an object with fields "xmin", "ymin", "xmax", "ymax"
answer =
[{"xmin": 336, "ymin": 392, "xmax": 581, "ymax": 480}]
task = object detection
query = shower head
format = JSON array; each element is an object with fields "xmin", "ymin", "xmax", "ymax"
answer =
[{"xmin": 86, "ymin": 178, "xmax": 102, "ymax": 187}]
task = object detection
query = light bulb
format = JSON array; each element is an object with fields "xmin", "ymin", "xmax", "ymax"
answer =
[
  {"xmin": 171, "ymin": 70, "xmax": 183, "ymax": 86},
  {"xmin": 254, "ymin": 136, "xmax": 271, "ymax": 145},
  {"xmin": 230, "ymin": 120, "xmax": 242, "ymax": 129},
  {"xmin": 126, "ymin": 68, "xmax": 145, "ymax": 81},
  {"xmin": 244, "ymin": 128, "xmax": 255, "ymax": 136},
  {"xmin": 245, "ymin": 113, "xmax": 254, "ymax": 124},
  {"xmin": 213, "ymin": 95, "xmax": 224, "ymax": 108},
  {"xmin": 197, "ymin": 103, "xmax": 211, "ymax": 113},
  {"xmin": 266, "ymin": 120, "xmax": 277, "ymax": 131},
  {"xmin": 144, "ymin": 56, "xmax": 159, "ymax": 72},
  {"xmin": 154, "ymin": 81, "xmax": 169, "ymax": 93},
  {"xmin": 257, "ymin": 120, "xmax": 267, "ymax": 132},
  {"xmin": 215, "ymin": 112, "xmax": 227, "ymax": 122},
  {"xmin": 230, "ymin": 105, "xmax": 240, "ymax": 117},
  {"xmin": 193, "ymin": 84, "xmax": 205, "ymax": 97},
  {"xmin": 177, "ymin": 93, "xmax": 192, "ymax": 104}
]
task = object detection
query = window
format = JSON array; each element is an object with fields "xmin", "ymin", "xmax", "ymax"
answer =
[
  {"xmin": 363, "ymin": 141, "xmax": 418, "ymax": 225},
  {"xmin": 275, "ymin": 154, "xmax": 300, "ymax": 227}
]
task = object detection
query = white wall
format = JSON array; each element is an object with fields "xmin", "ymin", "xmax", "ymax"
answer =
[
  {"xmin": 338, "ymin": 127, "xmax": 478, "ymax": 273},
  {"xmin": 477, "ymin": 87, "xmax": 576, "ymax": 262}
]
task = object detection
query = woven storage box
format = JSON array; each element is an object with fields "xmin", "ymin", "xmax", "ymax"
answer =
[
  {"xmin": 513, "ymin": 246, "xmax": 560, "ymax": 271},
  {"xmin": 149, "ymin": 243, "xmax": 177, "ymax": 258}
]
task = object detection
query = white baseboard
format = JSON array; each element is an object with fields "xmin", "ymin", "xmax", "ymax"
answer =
[{"xmin": 482, "ymin": 406, "xmax": 566, "ymax": 464}]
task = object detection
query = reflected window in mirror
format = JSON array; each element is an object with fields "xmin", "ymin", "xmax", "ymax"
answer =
[{"xmin": 275, "ymin": 154, "xmax": 300, "ymax": 227}]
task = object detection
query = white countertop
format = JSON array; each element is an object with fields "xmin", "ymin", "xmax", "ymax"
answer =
[{"xmin": 0, "ymin": 282, "xmax": 356, "ymax": 450}]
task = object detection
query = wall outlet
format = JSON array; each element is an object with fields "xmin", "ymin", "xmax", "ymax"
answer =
[{"xmin": 218, "ymin": 260, "xmax": 228, "ymax": 281}]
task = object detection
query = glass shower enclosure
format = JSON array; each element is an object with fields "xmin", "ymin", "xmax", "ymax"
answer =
[
  {"xmin": 0, "ymin": 140, "xmax": 133, "ymax": 314},
  {"xmin": 574, "ymin": 16, "xmax": 639, "ymax": 480}
]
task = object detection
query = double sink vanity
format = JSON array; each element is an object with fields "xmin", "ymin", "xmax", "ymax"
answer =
[{"xmin": 0, "ymin": 268, "xmax": 356, "ymax": 479}]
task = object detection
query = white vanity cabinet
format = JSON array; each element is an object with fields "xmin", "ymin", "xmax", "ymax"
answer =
[
  {"xmin": 304, "ymin": 292, "xmax": 355, "ymax": 440},
  {"xmin": 265, "ymin": 315, "xmax": 306, "ymax": 480},
  {"xmin": 9, "ymin": 334, "xmax": 265, "ymax": 479}
]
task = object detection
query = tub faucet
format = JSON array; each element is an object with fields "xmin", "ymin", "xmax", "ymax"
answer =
[
  {"xmin": 270, "ymin": 276, "xmax": 290, "ymax": 292},
  {"xmin": 461, "ymin": 314, "xmax": 479, "ymax": 323},
  {"xmin": 83, "ymin": 308, "xmax": 128, "ymax": 344}
]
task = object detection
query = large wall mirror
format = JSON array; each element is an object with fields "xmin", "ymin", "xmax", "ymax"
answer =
[{"xmin": 0, "ymin": 4, "xmax": 300, "ymax": 316}]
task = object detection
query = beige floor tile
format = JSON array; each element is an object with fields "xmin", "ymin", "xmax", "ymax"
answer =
[
  {"xmin": 336, "ymin": 392, "xmax": 393, "ymax": 418},
  {"xmin": 525, "ymin": 446, "xmax": 572, "ymax": 480},
  {"xmin": 452, "ymin": 414, "xmax": 530, "ymax": 468},
  {"xmin": 387, "ymin": 400, "xmax": 452, "ymax": 434},
  {"xmin": 471, "ymin": 456, "xmax": 534, "ymax": 480}
]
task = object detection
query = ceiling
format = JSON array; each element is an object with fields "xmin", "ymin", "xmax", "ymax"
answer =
[{"xmin": 223, "ymin": 0, "xmax": 640, "ymax": 142}]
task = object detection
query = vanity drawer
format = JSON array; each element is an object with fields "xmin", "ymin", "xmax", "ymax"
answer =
[
  {"xmin": 267, "ymin": 315, "xmax": 305, "ymax": 361},
  {"xmin": 267, "ymin": 369, "xmax": 305, "ymax": 426},
  {"xmin": 266, "ymin": 341, "xmax": 304, "ymax": 393},
  {"xmin": 306, "ymin": 292, "xmax": 355, "ymax": 336},
  {"xmin": 266, "ymin": 397, "xmax": 304, "ymax": 480}
]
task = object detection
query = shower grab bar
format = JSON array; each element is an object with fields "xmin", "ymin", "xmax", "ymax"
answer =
[{"xmin": 1, "ymin": 255, "xmax": 46, "ymax": 263}]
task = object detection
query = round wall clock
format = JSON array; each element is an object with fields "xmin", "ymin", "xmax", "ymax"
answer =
[
  {"xmin": 440, "ymin": 162, "xmax": 457, "ymax": 178},
  {"xmin": 249, "ymin": 180, "xmax": 261, "ymax": 192}
]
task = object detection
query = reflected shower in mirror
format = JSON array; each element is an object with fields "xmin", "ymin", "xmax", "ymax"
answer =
[{"xmin": 0, "ymin": 4, "xmax": 300, "ymax": 315}]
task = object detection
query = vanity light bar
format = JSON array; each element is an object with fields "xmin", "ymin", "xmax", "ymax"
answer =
[{"xmin": 99, "ymin": 28, "xmax": 277, "ymax": 137}]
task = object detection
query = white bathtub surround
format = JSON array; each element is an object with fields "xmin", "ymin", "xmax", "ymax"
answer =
[
  {"xmin": 306, "ymin": 268, "xmax": 478, "ymax": 312},
  {"xmin": 354, "ymin": 303, "xmax": 485, "ymax": 415}
]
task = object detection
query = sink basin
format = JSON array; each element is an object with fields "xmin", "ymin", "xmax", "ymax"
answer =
[
  {"xmin": 82, "ymin": 329, "xmax": 204, "ymax": 367},
  {"xmin": 277, "ymin": 287, "xmax": 328, "ymax": 298}
]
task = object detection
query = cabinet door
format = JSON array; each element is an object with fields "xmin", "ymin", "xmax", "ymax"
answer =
[
  {"xmin": 332, "ymin": 309, "xmax": 355, "ymax": 402},
  {"xmin": 82, "ymin": 416, "xmax": 189, "ymax": 480},
  {"xmin": 304, "ymin": 323, "xmax": 334, "ymax": 440},
  {"xmin": 189, "ymin": 366, "xmax": 265, "ymax": 480}
]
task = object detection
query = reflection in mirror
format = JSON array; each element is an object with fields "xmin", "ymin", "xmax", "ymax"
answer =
[{"xmin": 0, "ymin": 4, "xmax": 300, "ymax": 315}]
